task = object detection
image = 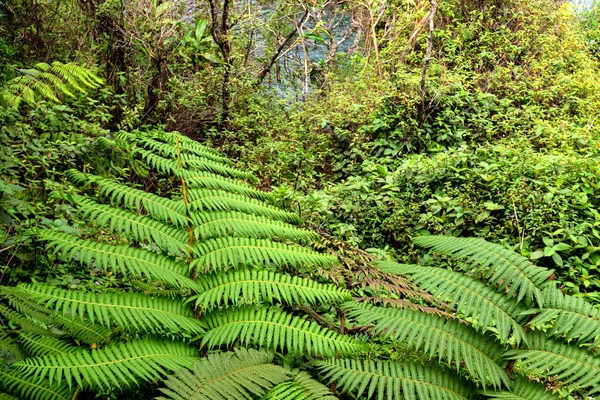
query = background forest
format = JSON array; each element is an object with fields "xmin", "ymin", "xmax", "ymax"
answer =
[{"xmin": 1, "ymin": 0, "xmax": 600, "ymax": 399}]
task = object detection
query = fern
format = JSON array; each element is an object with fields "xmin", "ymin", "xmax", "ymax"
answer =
[
  {"xmin": 507, "ymin": 332, "xmax": 600, "ymax": 394},
  {"xmin": 525, "ymin": 287, "xmax": 600, "ymax": 347},
  {"xmin": 51, "ymin": 313, "xmax": 113, "ymax": 345},
  {"xmin": 188, "ymin": 190, "xmax": 300, "ymax": 223},
  {"xmin": 14, "ymin": 283, "xmax": 204, "ymax": 335},
  {"xmin": 262, "ymin": 370, "xmax": 337, "ymax": 400},
  {"xmin": 191, "ymin": 268, "xmax": 351, "ymax": 309},
  {"xmin": 0, "ymin": 367, "xmax": 74, "ymax": 400},
  {"xmin": 201, "ymin": 306, "xmax": 363, "ymax": 357},
  {"xmin": 481, "ymin": 376, "xmax": 559, "ymax": 399},
  {"xmin": 192, "ymin": 211, "xmax": 319, "ymax": 242},
  {"xmin": 378, "ymin": 262, "xmax": 527, "ymax": 344},
  {"xmin": 0, "ymin": 304, "xmax": 58, "ymax": 338},
  {"xmin": 15, "ymin": 339, "xmax": 198, "ymax": 390},
  {"xmin": 37, "ymin": 230, "xmax": 197, "ymax": 290},
  {"xmin": 0, "ymin": 333, "xmax": 23, "ymax": 362},
  {"xmin": 19, "ymin": 333, "xmax": 79, "ymax": 357},
  {"xmin": 157, "ymin": 348, "xmax": 292, "ymax": 400},
  {"xmin": 316, "ymin": 358, "xmax": 473, "ymax": 400},
  {"xmin": 413, "ymin": 236, "xmax": 553, "ymax": 305},
  {"xmin": 345, "ymin": 301, "xmax": 509, "ymax": 388},
  {"xmin": 191, "ymin": 237, "xmax": 338, "ymax": 273}
]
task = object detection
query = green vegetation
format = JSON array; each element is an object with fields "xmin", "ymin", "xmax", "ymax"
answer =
[{"xmin": 2, "ymin": 0, "xmax": 600, "ymax": 398}]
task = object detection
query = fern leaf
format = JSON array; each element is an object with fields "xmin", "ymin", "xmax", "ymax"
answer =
[
  {"xmin": 51, "ymin": 313, "xmax": 113, "ymax": 345},
  {"xmin": 191, "ymin": 237, "xmax": 338, "ymax": 273},
  {"xmin": 186, "ymin": 179, "xmax": 272, "ymax": 202},
  {"xmin": 262, "ymin": 370, "xmax": 337, "ymax": 400},
  {"xmin": 15, "ymin": 339, "xmax": 198, "ymax": 390},
  {"xmin": 345, "ymin": 301, "xmax": 509, "ymax": 388},
  {"xmin": 191, "ymin": 268, "xmax": 351, "ymax": 309},
  {"xmin": 201, "ymin": 306, "xmax": 363, "ymax": 357},
  {"xmin": 0, "ymin": 304, "xmax": 58, "ymax": 338},
  {"xmin": 378, "ymin": 262, "xmax": 527, "ymax": 344},
  {"xmin": 19, "ymin": 333, "xmax": 78, "ymax": 357},
  {"xmin": 191, "ymin": 211, "xmax": 319, "ymax": 242},
  {"xmin": 66, "ymin": 170, "xmax": 189, "ymax": 227},
  {"xmin": 481, "ymin": 376, "xmax": 559, "ymax": 399},
  {"xmin": 0, "ymin": 393, "xmax": 20, "ymax": 400},
  {"xmin": 0, "ymin": 368, "xmax": 74, "ymax": 400},
  {"xmin": 526, "ymin": 287, "xmax": 600, "ymax": 347},
  {"xmin": 157, "ymin": 348, "xmax": 292, "ymax": 400},
  {"xmin": 413, "ymin": 236, "xmax": 553, "ymax": 305},
  {"xmin": 69, "ymin": 194, "xmax": 190, "ymax": 256},
  {"xmin": 15, "ymin": 284, "xmax": 204, "ymax": 335},
  {"xmin": 188, "ymin": 190, "xmax": 300, "ymax": 223},
  {"xmin": 316, "ymin": 358, "xmax": 473, "ymax": 400},
  {"xmin": 507, "ymin": 332, "xmax": 600, "ymax": 394},
  {"xmin": 37, "ymin": 230, "xmax": 197, "ymax": 290},
  {"xmin": 0, "ymin": 333, "xmax": 23, "ymax": 361}
]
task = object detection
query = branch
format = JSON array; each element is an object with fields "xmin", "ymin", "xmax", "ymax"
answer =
[{"xmin": 419, "ymin": 0, "xmax": 438, "ymax": 126}]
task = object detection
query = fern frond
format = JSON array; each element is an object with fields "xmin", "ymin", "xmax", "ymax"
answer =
[
  {"xmin": 19, "ymin": 333, "xmax": 78, "ymax": 357},
  {"xmin": 262, "ymin": 370, "xmax": 337, "ymax": 400},
  {"xmin": 186, "ymin": 179, "xmax": 272, "ymax": 202},
  {"xmin": 0, "ymin": 368, "xmax": 73, "ymax": 400},
  {"xmin": 378, "ymin": 262, "xmax": 527, "ymax": 344},
  {"xmin": 526, "ymin": 287, "xmax": 600, "ymax": 347},
  {"xmin": 316, "ymin": 358, "xmax": 473, "ymax": 400},
  {"xmin": 345, "ymin": 301, "xmax": 509, "ymax": 388},
  {"xmin": 14, "ymin": 284, "xmax": 204, "ymax": 335},
  {"xmin": 191, "ymin": 237, "xmax": 338, "ymax": 273},
  {"xmin": 191, "ymin": 268, "xmax": 351, "ymax": 309},
  {"xmin": 66, "ymin": 170, "xmax": 189, "ymax": 227},
  {"xmin": 69, "ymin": 194, "xmax": 190, "ymax": 256},
  {"xmin": 0, "ymin": 392, "xmax": 20, "ymax": 400},
  {"xmin": 481, "ymin": 376, "xmax": 559, "ymax": 399},
  {"xmin": 51, "ymin": 313, "xmax": 113, "ymax": 345},
  {"xmin": 37, "ymin": 230, "xmax": 197, "ymax": 290},
  {"xmin": 413, "ymin": 236, "xmax": 553, "ymax": 305},
  {"xmin": 15, "ymin": 339, "xmax": 198, "ymax": 390},
  {"xmin": 0, "ymin": 333, "xmax": 23, "ymax": 361},
  {"xmin": 188, "ymin": 190, "xmax": 300, "ymax": 224},
  {"xmin": 191, "ymin": 211, "xmax": 318, "ymax": 242},
  {"xmin": 157, "ymin": 348, "xmax": 292, "ymax": 400},
  {"xmin": 201, "ymin": 306, "xmax": 363, "ymax": 357},
  {"xmin": 507, "ymin": 332, "xmax": 600, "ymax": 394},
  {"xmin": 0, "ymin": 304, "xmax": 58, "ymax": 337}
]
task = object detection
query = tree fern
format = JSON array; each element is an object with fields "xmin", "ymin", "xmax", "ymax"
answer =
[
  {"xmin": 413, "ymin": 236, "xmax": 553, "ymax": 305},
  {"xmin": 15, "ymin": 339, "xmax": 198, "ymax": 390},
  {"xmin": 13, "ymin": 283, "xmax": 204, "ymax": 335},
  {"xmin": 507, "ymin": 332, "xmax": 600, "ymax": 394},
  {"xmin": 525, "ymin": 287, "xmax": 600, "ymax": 347},
  {"xmin": 191, "ymin": 211, "xmax": 319, "ymax": 242},
  {"xmin": 316, "ymin": 358, "xmax": 473, "ymax": 400},
  {"xmin": 37, "ymin": 230, "xmax": 197, "ymax": 290},
  {"xmin": 0, "ymin": 368, "xmax": 74, "ymax": 400},
  {"xmin": 19, "ymin": 333, "xmax": 79, "ymax": 357},
  {"xmin": 157, "ymin": 348, "xmax": 292, "ymax": 400},
  {"xmin": 51, "ymin": 313, "xmax": 113, "ymax": 345},
  {"xmin": 66, "ymin": 170, "xmax": 189, "ymax": 227},
  {"xmin": 377, "ymin": 262, "xmax": 527, "ymax": 344},
  {"xmin": 188, "ymin": 190, "xmax": 300, "ymax": 223},
  {"xmin": 191, "ymin": 237, "xmax": 338, "ymax": 273},
  {"xmin": 262, "ymin": 370, "xmax": 337, "ymax": 400},
  {"xmin": 345, "ymin": 301, "xmax": 509, "ymax": 388},
  {"xmin": 481, "ymin": 376, "xmax": 559, "ymax": 399},
  {"xmin": 201, "ymin": 306, "xmax": 363, "ymax": 357},
  {"xmin": 191, "ymin": 268, "xmax": 351, "ymax": 309}
]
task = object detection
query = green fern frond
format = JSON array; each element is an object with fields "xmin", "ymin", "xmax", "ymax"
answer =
[
  {"xmin": 179, "ymin": 152, "xmax": 257, "ymax": 181},
  {"xmin": 15, "ymin": 339, "xmax": 198, "ymax": 390},
  {"xmin": 19, "ymin": 333, "xmax": 78, "ymax": 357},
  {"xmin": 157, "ymin": 348, "xmax": 292, "ymax": 400},
  {"xmin": 0, "ymin": 368, "xmax": 74, "ymax": 400},
  {"xmin": 0, "ymin": 304, "xmax": 58, "ymax": 337},
  {"xmin": 186, "ymin": 179, "xmax": 272, "ymax": 202},
  {"xmin": 189, "ymin": 190, "xmax": 300, "ymax": 223},
  {"xmin": 262, "ymin": 370, "xmax": 337, "ymax": 400},
  {"xmin": 525, "ymin": 287, "xmax": 600, "ymax": 347},
  {"xmin": 481, "ymin": 376, "xmax": 559, "ymax": 399},
  {"xmin": 191, "ymin": 237, "xmax": 338, "ymax": 273},
  {"xmin": 345, "ymin": 301, "xmax": 509, "ymax": 388},
  {"xmin": 69, "ymin": 194, "xmax": 190, "ymax": 256},
  {"xmin": 507, "ymin": 332, "xmax": 600, "ymax": 394},
  {"xmin": 51, "ymin": 313, "xmax": 113, "ymax": 345},
  {"xmin": 0, "ymin": 333, "xmax": 23, "ymax": 361},
  {"xmin": 37, "ymin": 230, "xmax": 197, "ymax": 290},
  {"xmin": 191, "ymin": 268, "xmax": 351, "ymax": 309},
  {"xmin": 0, "ymin": 392, "xmax": 20, "ymax": 400},
  {"xmin": 316, "ymin": 358, "xmax": 473, "ymax": 400},
  {"xmin": 378, "ymin": 262, "xmax": 527, "ymax": 344},
  {"xmin": 66, "ymin": 170, "xmax": 189, "ymax": 227},
  {"xmin": 201, "ymin": 306, "xmax": 363, "ymax": 357},
  {"xmin": 192, "ymin": 211, "xmax": 318, "ymax": 242},
  {"xmin": 413, "ymin": 236, "xmax": 553, "ymax": 305},
  {"xmin": 14, "ymin": 284, "xmax": 204, "ymax": 335}
]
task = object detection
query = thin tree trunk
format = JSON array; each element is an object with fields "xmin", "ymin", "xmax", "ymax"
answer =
[{"xmin": 419, "ymin": 0, "xmax": 438, "ymax": 126}]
